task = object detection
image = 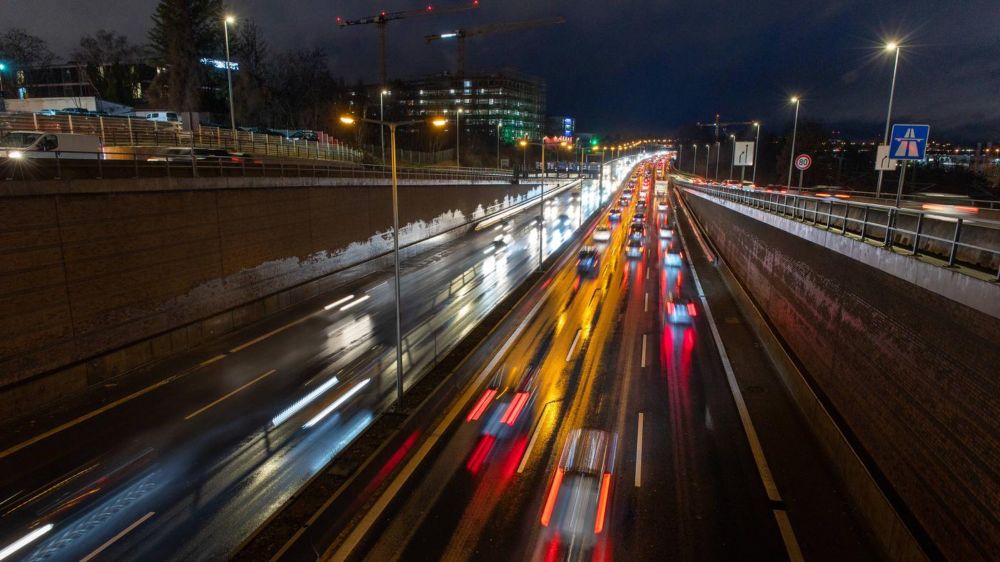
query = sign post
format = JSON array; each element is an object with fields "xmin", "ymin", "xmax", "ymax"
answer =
[
  {"xmin": 734, "ymin": 141, "xmax": 754, "ymax": 183},
  {"xmin": 794, "ymin": 154, "xmax": 812, "ymax": 188},
  {"xmin": 888, "ymin": 124, "xmax": 929, "ymax": 206}
]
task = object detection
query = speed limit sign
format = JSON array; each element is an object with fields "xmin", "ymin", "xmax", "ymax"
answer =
[{"xmin": 795, "ymin": 154, "xmax": 812, "ymax": 171}]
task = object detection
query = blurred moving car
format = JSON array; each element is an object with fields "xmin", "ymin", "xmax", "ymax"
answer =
[
  {"xmin": 593, "ymin": 225, "xmax": 612, "ymax": 242},
  {"xmin": 577, "ymin": 246, "xmax": 600, "ymax": 276},
  {"xmin": 541, "ymin": 429, "xmax": 617, "ymax": 539},
  {"xmin": 626, "ymin": 238, "xmax": 644, "ymax": 259},
  {"xmin": 665, "ymin": 299, "xmax": 697, "ymax": 324},
  {"xmin": 664, "ymin": 249, "xmax": 683, "ymax": 267},
  {"xmin": 609, "ymin": 208, "xmax": 622, "ymax": 221},
  {"xmin": 659, "ymin": 224, "xmax": 673, "ymax": 239}
]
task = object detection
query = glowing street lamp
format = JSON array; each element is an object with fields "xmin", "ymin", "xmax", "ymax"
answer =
[
  {"xmin": 786, "ymin": 97, "xmax": 801, "ymax": 190},
  {"xmin": 223, "ymin": 15, "xmax": 237, "ymax": 131},
  {"xmin": 338, "ymin": 114, "xmax": 447, "ymax": 408},
  {"xmin": 876, "ymin": 42, "xmax": 901, "ymax": 198},
  {"xmin": 751, "ymin": 121, "xmax": 761, "ymax": 185},
  {"xmin": 380, "ymin": 89, "xmax": 390, "ymax": 166}
]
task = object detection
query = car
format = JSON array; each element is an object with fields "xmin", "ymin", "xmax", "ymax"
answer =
[
  {"xmin": 664, "ymin": 249, "xmax": 683, "ymax": 267},
  {"xmin": 659, "ymin": 225, "xmax": 673, "ymax": 239},
  {"xmin": 657, "ymin": 201, "xmax": 668, "ymax": 212},
  {"xmin": 633, "ymin": 212, "xmax": 645, "ymax": 223},
  {"xmin": 147, "ymin": 147, "xmax": 232, "ymax": 162},
  {"xmin": 485, "ymin": 238, "xmax": 508, "ymax": 255},
  {"xmin": 541, "ymin": 428, "xmax": 617, "ymax": 538},
  {"xmin": 626, "ymin": 238, "xmax": 644, "ymax": 259},
  {"xmin": 60, "ymin": 107, "xmax": 93, "ymax": 116},
  {"xmin": 35, "ymin": 109, "xmax": 60, "ymax": 116},
  {"xmin": 577, "ymin": 247, "xmax": 600, "ymax": 276},
  {"xmin": 665, "ymin": 299, "xmax": 698, "ymax": 324},
  {"xmin": 628, "ymin": 223, "xmax": 645, "ymax": 241},
  {"xmin": 592, "ymin": 225, "xmax": 611, "ymax": 242},
  {"xmin": 608, "ymin": 208, "xmax": 622, "ymax": 221}
]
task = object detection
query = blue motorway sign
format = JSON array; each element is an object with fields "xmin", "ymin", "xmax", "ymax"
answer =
[{"xmin": 889, "ymin": 124, "xmax": 930, "ymax": 161}]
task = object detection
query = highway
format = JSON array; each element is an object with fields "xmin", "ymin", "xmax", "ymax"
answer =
[
  {"xmin": 318, "ymin": 160, "xmax": 881, "ymax": 562},
  {"xmin": 0, "ymin": 171, "xmax": 622, "ymax": 561}
]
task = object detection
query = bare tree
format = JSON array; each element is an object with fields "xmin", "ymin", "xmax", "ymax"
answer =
[
  {"xmin": 0, "ymin": 28, "xmax": 56, "ymax": 68},
  {"xmin": 73, "ymin": 30, "xmax": 146, "ymax": 105}
]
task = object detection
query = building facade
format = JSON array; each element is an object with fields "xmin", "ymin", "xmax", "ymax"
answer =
[{"xmin": 393, "ymin": 72, "xmax": 546, "ymax": 143}]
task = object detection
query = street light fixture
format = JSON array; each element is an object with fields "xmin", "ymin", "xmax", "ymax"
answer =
[
  {"xmin": 380, "ymin": 89, "xmax": 390, "ymax": 166},
  {"xmin": 876, "ymin": 41, "xmax": 901, "ymax": 199},
  {"xmin": 223, "ymin": 15, "xmax": 237, "ymax": 132},
  {"xmin": 496, "ymin": 121, "xmax": 502, "ymax": 169},
  {"xmin": 786, "ymin": 96, "xmax": 801, "ymax": 190},
  {"xmin": 705, "ymin": 144, "xmax": 711, "ymax": 178},
  {"xmin": 338, "ymin": 113, "xmax": 447, "ymax": 409},
  {"xmin": 692, "ymin": 144, "xmax": 698, "ymax": 175}
]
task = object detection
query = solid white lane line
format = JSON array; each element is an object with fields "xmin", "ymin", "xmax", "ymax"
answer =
[
  {"xmin": 0, "ymin": 524, "xmax": 53, "ymax": 561},
  {"xmin": 635, "ymin": 413, "xmax": 645, "ymax": 487},
  {"xmin": 518, "ymin": 415, "xmax": 546, "ymax": 474},
  {"xmin": 80, "ymin": 511, "xmax": 155, "ymax": 562},
  {"xmin": 640, "ymin": 334, "xmax": 647, "ymax": 368},
  {"xmin": 644, "ymin": 292, "xmax": 649, "ymax": 312},
  {"xmin": 674, "ymin": 192, "xmax": 804, "ymax": 557},
  {"xmin": 184, "ymin": 369, "xmax": 277, "ymax": 420},
  {"xmin": 566, "ymin": 328, "xmax": 582, "ymax": 361}
]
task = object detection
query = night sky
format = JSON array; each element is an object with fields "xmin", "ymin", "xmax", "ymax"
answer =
[{"xmin": 4, "ymin": 0, "xmax": 998, "ymax": 141}]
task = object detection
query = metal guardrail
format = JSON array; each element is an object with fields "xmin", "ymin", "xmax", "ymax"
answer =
[
  {"xmin": 0, "ymin": 147, "xmax": 515, "ymax": 184},
  {"xmin": 682, "ymin": 181, "xmax": 1000, "ymax": 280},
  {"xmin": 0, "ymin": 111, "xmax": 364, "ymax": 163}
]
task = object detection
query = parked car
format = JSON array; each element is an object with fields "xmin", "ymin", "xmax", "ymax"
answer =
[{"xmin": 145, "ymin": 111, "xmax": 181, "ymax": 123}]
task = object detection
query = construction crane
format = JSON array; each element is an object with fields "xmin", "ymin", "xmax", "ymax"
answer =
[
  {"xmin": 697, "ymin": 114, "xmax": 755, "ymax": 141},
  {"xmin": 337, "ymin": 1, "xmax": 481, "ymax": 86},
  {"xmin": 425, "ymin": 16, "xmax": 566, "ymax": 76}
]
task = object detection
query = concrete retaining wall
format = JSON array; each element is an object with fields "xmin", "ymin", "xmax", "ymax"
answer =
[
  {"xmin": 683, "ymin": 190, "xmax": 1000, "ymax": 562},
  {"xmin": 0, "ymin": 177, "xmax": 537, "ymax": 419}
]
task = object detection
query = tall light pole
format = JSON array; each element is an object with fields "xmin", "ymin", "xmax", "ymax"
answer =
[
  {"xmin": 751, "ymin": 121, "xmax": 761, "ymax": 185},
  {"xmin": 380, "ymin": 89, "xmax": 390, "ymax": 166},
  {"xmin": 729, "ymin": 134, "xmax": 736, "ymax": 180},
  {"xmin": 223, "ymin": 15, "xmax": 237, "ymax": 132},
  {"xmin": 692, "ymin": 144, "xmax": 698, "ymax": 175},
  {"xmin": 705, "ymin": 144, "xmax": 711, "ymax": 178},
  {"xmin": 520, "ymin": 139, "xmax": 549, "ymax": 270},
  {"xmin": 876, "ymin": 42, "xmax": 901, "ymax": 199},
  {"xmin": 455, "ymin": 107, "xmax": 463, "ymax": 167},
  {"xmin": 786, "ymin": 97, "xmax": 801, "ymax": 190},
  {"xmin": 339, "ymin": 114, "xmax": 447, "ymax": 409},
  {"xmin": 496, "ymin": 121, "xmax": 502, "ymax": 169},
  {"xmin": 677, "ymin": 144, "xmax": 683, "ymax": 172},
  {"xmin": 714, "ymin": 140, "xmax": 721, "ymax": 179}
]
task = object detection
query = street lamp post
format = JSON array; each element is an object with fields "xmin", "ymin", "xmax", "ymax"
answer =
[
  {"xmin": 729, "ymin": 134, "xmax": 736, "ymax": 180},
  {"xmin": 714, "ymin": 141, "xmax": 720, "ymax": 179},
  {"xmin": 876, "ymin": 42, "xmax": 901, "ymax": 199},
  {"xmin": 520, "ymin": 138, "xmax": 549, "ymax": 271},
  {"xmin": 496, "ymin": 121, "xmax": 502, "ymax": 169},
  {"xmin": 677, "ymin": 144, "xmax": 682, "ymax": 172},
  {"xmin": 705, "ymin": 144, "xmax": 711, "ymax": 178},
  {"xmin": 786, "ymin": 97, "xmax": 801, "ymax": 190},
  {"xmin": 380, "ymin": 90, "xmax": 390, "ymax": 166},
  {"xmin": 692, "ymin": 144, "xmax": 698, "ymax": 175},
  {"xmin": 455, "ymin": 107, "xmax": 463, "ymax": 167},
  {"xmin": 752, "ymin": 122, "xmax": 761, "ymax": 185},
  {"xmin": 339, "ymin": 114, "xmax": 447, "ymax": 409},
  {"xmin": 223, "ymin": 15, "xmax": 237, "ymax": 132}
]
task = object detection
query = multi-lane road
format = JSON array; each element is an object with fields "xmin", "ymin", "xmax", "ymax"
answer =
[
  {"xmin": 0, "ymin": 171, "xmax": 621, "ymax": 561},
  {"xmin": 318, "ymin": 160, "xmax": 883, "ymax": 562}
]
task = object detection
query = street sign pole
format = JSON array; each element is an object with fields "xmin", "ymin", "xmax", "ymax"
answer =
[
  {"xmin": 798, "ymin": 168, "xmax": 803, "ymax": 188},
  {"xmin": 894, "ymin": 161, "xmax": 908, "ymax": 207}
]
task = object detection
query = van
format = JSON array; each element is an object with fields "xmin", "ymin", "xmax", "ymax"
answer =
[
  {"xmin": 0, "ymin": 131, "xmax": 102, "ymax": 159},
  {"xmin": 145, "ymin": 112, "xmax": 181, "ymax": 123}
]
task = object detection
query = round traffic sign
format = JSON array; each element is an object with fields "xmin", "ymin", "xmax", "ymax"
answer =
[{"xmin": 795, "ymin": 154, "xmax": 812, "ymax": 171}]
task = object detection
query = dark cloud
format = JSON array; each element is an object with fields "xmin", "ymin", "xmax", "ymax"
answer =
[{"xmin": 2, "ymin": 0, "xmax": 997, "ymax": 141}]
